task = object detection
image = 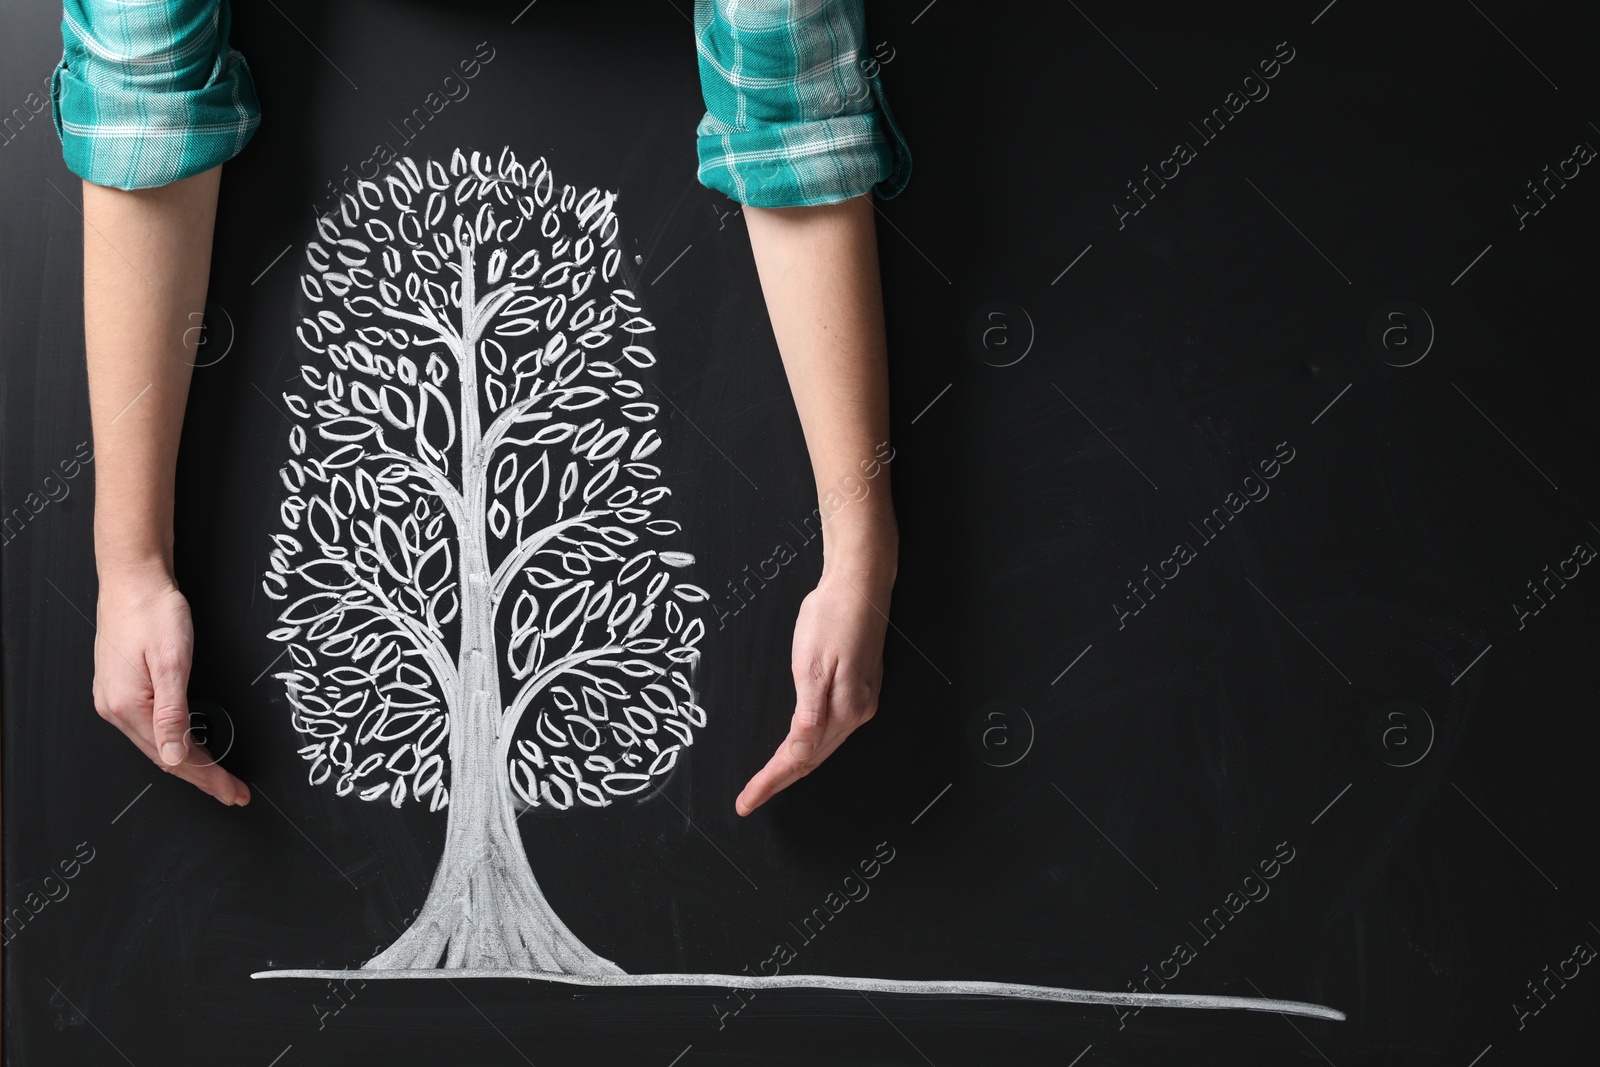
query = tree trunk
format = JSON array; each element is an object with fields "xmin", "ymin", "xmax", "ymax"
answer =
[
  {"xmin": 365, "ymin": 248, "xmax": 621, "ymax": 972},
  {"xmin": 364, "ymin": 570, "xmax": 623, "ymax": 973}
]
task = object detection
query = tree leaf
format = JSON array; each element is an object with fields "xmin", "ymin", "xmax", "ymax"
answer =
[
  {"xmin": 488, "ymin": 500, "xmax": 511, "ymax": 539},
  {"xmin": 515, "ymin": 451, "xmax": 550, "ymax": 519},
  {"xmin": 417, "ymin": 381, "xmax": 457, "ymax": 456},
  {"xmin": 426, "ymin": 586, "xmax": 460, "ymax": 627},
  {"xmin": 576, "ymin": 781, "xmax": 610, "ymax": 808},
  {"xmin": 493, "ymin": 453, "xmax": 518, "ymax": 494},
  {"xmin": 542, "ymin": 580, "xmax": 592, "ymax": 639},
  {"xmin": 319, "ymin": 417, "xmax": 378, "ymax": 442},
  {"xmin": 525, "ymin": 567, "xmax": 570, "ymax": 590},
  {"xmin": 280, "ymin": 592, "xmax": 342, "ymax": 625},
  {"xmin": 601, "ymin": 772, "xmax": 653, "ymax": 795},
  {"xmin": 415, "ymin": 539, "xmax": 453, "ymax": 592},
  {"xmin": 510, "ymin": 759, "xmax": 540, "ymax": 807}
]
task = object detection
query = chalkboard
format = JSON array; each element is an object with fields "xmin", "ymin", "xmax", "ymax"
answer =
[{"xmin": 6, "ymin": 0, "xmax": 1600, "ymax": 1063}]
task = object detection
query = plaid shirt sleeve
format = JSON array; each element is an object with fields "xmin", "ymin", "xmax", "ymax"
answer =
[
  {"xmin": 49, "ymin": 0, "xmax": 261, "ymax": 190},
  {"xmin": 694, "ymin": 0, "xmax": 913, "ymax": 208},
  {"xmin": 49, "ymin": 0, "xmax": 907, "ymax": 205}
]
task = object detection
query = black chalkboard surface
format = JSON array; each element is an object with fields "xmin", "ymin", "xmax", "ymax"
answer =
[{"xmin": 6, "ymin": 0, "xmax": 1600, "ymax": 1063}]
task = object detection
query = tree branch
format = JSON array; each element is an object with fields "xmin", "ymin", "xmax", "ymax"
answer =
[
  {"xmin": 334, "ymin": 598, "xmax": 461, "ymax": 699},
  {"xmin": 471, "ymin": 282, "xmax": 533, "ymax": 338},
  {"xmin": 490, "ymin": 510, "xmax": 612, "ymax": 606},
  {"xmin": 377, "ymin": 301, "xmax": 463, "ymax": 353},
  {"xmin": 365, "ymin": 433, "xmax": 467, "ymax": 529},
  {"xmin": 338, "ymin": 565, "xmax": 461, "ymax": 695},
  {"xmin": 480, "ymin": 394, "xmax": 551, "ymax": 460},
  {"xmin": 494, "ymin": 644, "xmax": 627, "ymax": 767}
]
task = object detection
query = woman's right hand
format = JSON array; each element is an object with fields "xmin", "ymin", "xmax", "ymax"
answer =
[{"xmin": 92, "ymin": 568, "xmax": 249, "ymax": 806}]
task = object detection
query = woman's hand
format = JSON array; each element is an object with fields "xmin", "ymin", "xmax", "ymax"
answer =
[
  {"xmin": 736, "ymin": 541, "xmax": 896, "ymax": 816},
  {"xmin": 739, "ymin": 194, "xmax": 898, "ymax": 815},
  {"xmin": 92, "ymin": 568, "xmax": 249, "ymax": 806},
  {"xmin": 79, "ymin": 169, "xmax": 239, "ymax": 805}
]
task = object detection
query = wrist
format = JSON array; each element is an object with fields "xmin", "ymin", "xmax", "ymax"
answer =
[
  {"xmin": 95, "ymin": 550, "xmax": 177, "ymax": 593},
  {"xmin": 819, "ymin": 507, "xmax": 898, "ymax": 586}
]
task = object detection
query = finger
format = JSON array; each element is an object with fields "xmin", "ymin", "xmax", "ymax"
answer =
[
  {"xmin": 736, "ymin": 745, "xmax": 802, "ymax": 817},
  {"xmin": 736, "ymin": 718, "xmax": 860, "ymax": 817},
  {"xmin": 149, "ymin": 737, "xmax": 249, "ymax": 806},
  {"xmin": 736, "ymin": 708, "xmax": 868, "ymax": 816},
  {"xmin": 171, "ymin": 738, "xmax": 251, "ymax": 805},
  {"xmin": 794, "ymin": 718, "xmax": 856, "ymax": 771},
  {"xmin": 115, "ymin": 722, "xmax": 249, "ymax": 806},
  {"xmin": 737, "ymin": 672, "xmax": 883, "ymax": 816},
  {"xmin": 735, "ymin": 659, "xmax": 833, "ymax": 816},
  {"xmin": 148, "ymin": 648, "xmax": 191, "ymax": 767}
]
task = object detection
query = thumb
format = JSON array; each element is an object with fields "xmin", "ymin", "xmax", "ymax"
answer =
[
  {"xmin": 787, "ymin": 658, "xmax": 833, "ymax": 763},
  {"xmin": 149, "ymin": 654, "xmax": 191, "ymax": 767}
]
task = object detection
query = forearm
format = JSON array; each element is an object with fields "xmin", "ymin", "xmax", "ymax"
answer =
[
  {"xmin": 82, "ymin": 166, "xmax": 221, "ymax": 581},
  {"xmin": 743, "ymin": 192, "xmax": 898, "ymax": 580}
]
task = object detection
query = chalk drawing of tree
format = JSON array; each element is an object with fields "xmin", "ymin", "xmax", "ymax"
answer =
[
  {"xmin": 262, "ymin": 147, "xmax": 708, "ymax": 973},
  {"xmin": 252, "ymin": 145, "xmax": 1345, "ymax": 1023}
]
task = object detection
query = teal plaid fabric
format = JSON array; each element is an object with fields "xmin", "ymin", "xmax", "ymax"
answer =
[
  {"xmin": 693, "ymin": 0, "xmax": 912, "ymax": 206},
  {"xmin": 50, "ymin": 0, "xmax": 912, "ymax": 206},
  {"xmin": 51, "ymin": 0, "xmax": 261, "ymax": 191}
]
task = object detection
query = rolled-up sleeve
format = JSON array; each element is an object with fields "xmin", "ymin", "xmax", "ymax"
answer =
[
  {"xmin": 694, "ymin": 0, "xmax": 912, "ymax": 208},
  {"xmin": 50, "ymin": 0, "xmax": 261, "ymax": 190}
]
